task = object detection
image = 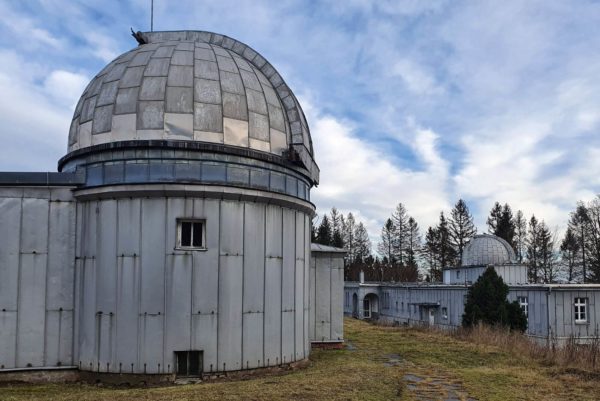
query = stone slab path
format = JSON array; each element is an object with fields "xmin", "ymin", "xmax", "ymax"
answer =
[{"xmin": 378, "ymin": 353, "xmax": 479, "ymax": 401}]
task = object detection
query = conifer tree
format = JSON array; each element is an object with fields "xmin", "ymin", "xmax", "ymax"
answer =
[
  {"xmin": 462, "ymin": 267, "xmax": 527, "ymax": 332},
  {"xmin": 437, "ymin": 212, "xmax": 457, "ymax": 273},
  {"xmin": 487, "ymin": 202, "xmax": 516, "ymax": 247},
  {"xmin": 537, "ymin": 221, "xmax": 557, "ymax": 283},
  {"xmin": 514, "ymin": 210, "xmax": 527, "ymax": 263},
  {"xmin": 344, "ymin": 213, "xmax": 356, "ymax": 263},
  {"xmin": 391, "ymin": 203, "xmax": 409, "ymax": 265},
  {"xmin": 560, "ymin": 227, "xmax": 580, "ymax": 282},
  {"xmin": 354, "ymin": 222, "xmax": 371, "ymax": 263},
  {"xmin": 569, "ymin": 204, "xmax": 591, "ymax": 283},
  {"xmin": 422, "ymin": 226, "xmax": 440, "ymax": 282},
  {"xmin": 406, "ymin": 216, "xmax": 421, "ymax": 270},
  {"xmin": 316, "ymin": 214, "xmax": 332, "ymax": 246},
  {"xmin": 377, "ymin": 218, "xmax": 395, "ymax": 266},
  {"xmin": 526, "ymin": 215, "xmax": 541, "ymax": 283},
  {"xmin": 449, "ymin": 199, "xmax": 476, "ymax": 265},
  {"xmin": 329, "ymin": 207, "xmax": 344, "ymax": 247}
]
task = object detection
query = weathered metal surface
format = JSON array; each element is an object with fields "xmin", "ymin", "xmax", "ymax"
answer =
[
  {"xmin": 0, "ymin": 189, "xmax": 76, "ymax": 370},
  {"xmin": 66, "ymin": 33, "xmax": 319, "ymax": 185}
]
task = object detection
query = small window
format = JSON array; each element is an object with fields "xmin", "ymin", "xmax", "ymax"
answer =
[
  {"xmin": 442, "ymin": 307, "xmax": 448, "ymax": 320},
  {"xmin": 574, "ymin": 297, "xmax": 588, "ymax": 324},
  {"xmin": 175, "ymin": 351, "xmax": 202, "ymax": 377},
  {"xmin": 518, "ymin": 296, "xmax": 528, "ymax": 318},
  {"xmin": 456, "ymin": 270, "xmax": 460, "ymax": 279},
  {"xmin": 177, "ymin": 220, "xmax": 205, "ymax": 249}
]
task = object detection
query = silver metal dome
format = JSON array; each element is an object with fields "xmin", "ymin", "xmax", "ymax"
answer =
[
  {"xmin": 461, "ymin": 234, "xmax": 517, "ymax": 266},
  {"xmin": 68, "ymin": 31, "xmax": 314, "ymax": 170}
]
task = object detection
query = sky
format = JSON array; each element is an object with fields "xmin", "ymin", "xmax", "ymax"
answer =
[{"xmin": 1, "ymin": 0, "xmax": 600, "ymax": 246}]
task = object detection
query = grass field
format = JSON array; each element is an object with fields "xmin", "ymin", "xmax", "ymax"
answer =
[{"xmin": 2, "ymin": 318, "xmax": 599, "ymax": 401}]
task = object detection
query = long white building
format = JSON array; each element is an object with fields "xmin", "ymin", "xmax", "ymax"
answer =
[{"xmin": 345, "ymin": 234, "xmax": 600, "ymax": 344}]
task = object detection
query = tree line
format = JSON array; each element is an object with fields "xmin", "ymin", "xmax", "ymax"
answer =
[{"xmin": 313, "ymin": 195, "xmax": 600, "ymax": 284}]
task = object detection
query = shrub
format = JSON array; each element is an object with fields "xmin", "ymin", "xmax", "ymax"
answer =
[{"xmin": 462, "ymin": 267, "xmax": 527, "ymax": 331}]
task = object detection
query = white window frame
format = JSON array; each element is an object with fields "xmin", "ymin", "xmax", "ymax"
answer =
[
  {"xmin": 518, "ymin": 296, "xmax": 528, "ymax": 318},
  {"xmin": 176, "ymin": 219, "xmax": 206, "ymax": 250},
  {"xmin": 574, "ymin": 297, "xmax": 588, "ymax": 324}
]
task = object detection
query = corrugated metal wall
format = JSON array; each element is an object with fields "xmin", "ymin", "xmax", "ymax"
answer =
[
  {"xmin": 75, "ymin": 196, "xmax": 311, "ymax": 374},
  {"xmin": 0, "ymin": 188, "xmax": 76, "ymax": 370},
  {"xmin": 309, "ymin": 252, "xmax": 344, "ymax": 343}
]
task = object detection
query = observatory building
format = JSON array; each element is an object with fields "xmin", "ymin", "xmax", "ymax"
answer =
[
  {"xmin": 0, "ymin": 30, "xmax": 343, "ymax": 380},
  {"xmin": 346, "ymin": 234, "xmax": 600, "ymax": 344}
]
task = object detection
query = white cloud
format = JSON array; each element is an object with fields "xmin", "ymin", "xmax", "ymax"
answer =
[
  {"xmin": 0, "ymin": 51, "xmax": 72, "ymax": 171},
  {"xmin": 43, "ymin": 70, "xmax": 89, "ymax": 109},
  {"xmin": 305, "ymin": 98, "xmax": 451, "ymax": 244}
]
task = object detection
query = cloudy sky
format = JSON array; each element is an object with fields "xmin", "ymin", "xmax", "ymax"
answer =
[{"xmin": 1, "ymin": 0, "xmax": 600, "ymax": 244}]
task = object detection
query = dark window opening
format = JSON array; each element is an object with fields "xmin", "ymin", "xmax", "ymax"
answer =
[
  {"xmin": 175, "ymin": 351, "xmax": 202, "ymax": 377},
  {"xmin": 178, "ymin": 220, "xmax": 205, "ymax": 249}
]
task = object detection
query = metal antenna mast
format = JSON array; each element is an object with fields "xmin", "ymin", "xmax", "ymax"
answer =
[{"xmin": 150, "ymin": 0, "xmax": 154, "ymax": 32}]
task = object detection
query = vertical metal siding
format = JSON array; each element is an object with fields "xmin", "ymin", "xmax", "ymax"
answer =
[
  {"xmin": 264, "ymin": 205, "xmax": 282, "ymax": 366},
  {"xmin": 217, "ymin": 201, "xmax": 244, "ymax": 371},
  {"xmin": 242, "ymin": 202, "xmax": 265, "ymax": 369}
]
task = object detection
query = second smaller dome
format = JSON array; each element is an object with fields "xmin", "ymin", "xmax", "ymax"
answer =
[{"xmin": 461, "ymin": 234, "xmax": 517, "ymax": 266}]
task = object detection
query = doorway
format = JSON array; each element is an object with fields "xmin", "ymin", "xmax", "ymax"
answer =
[{"xmin": 428, "ymin": 309, "xmax": 435, "ymax": 326}]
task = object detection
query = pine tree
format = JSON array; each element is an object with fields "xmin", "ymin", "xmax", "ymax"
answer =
[
  {"xmin": 560, "ymin": 227, "xmax": 580, "ymax": 282},
  {"xmin": 344, "ymin": 213, "xmax": 356, "ymax": 263},
  {"xmin": 377, "ymin": 218, "xmax": 395, "ymax": 266},
  {"xmin": 537, "ymin": 221, "xmax": 557, "ymax": 283},
  {"xmin": 354, "ymin": 222, "xmax": 371, "ymax": 263},
  {"xmin": 330, "ymin": 207, "xmax": 344, "ymax": 248},
  {"xmin": 449, "ymin": 199, "xmax": 476, "ymax": 265},
  {"xmin": 526, "ymin": 215, "xmax": 541, "ymax": 283},
  {"xmin": 569, "ymin": 204, "xmax": 591, "ymax": 283},
  {"xmin": 514, "ymin": 210, "xmax": 527, "ymax": 263},
  {"xmin": 487, "ymin": 202, "xmax": 516, "ymax": 247},
  {"xmin": 422, "ymin": 226, "xmax": 440, "ymax": 282},
  {"xmin": 487, "ymin": 202, "xmax": 502, "ymax": 233},
  {"xmin": 437, "ymin": 212, "xmax": 457, "ymax": 273},
  {"xmin": 316, "ymin": 214, "xmax": 332, "ymax": 246},
  {"xmin": 404, "ymin": 217, "xmax": 421, "ymax": 281},
  {"xmin": 391, "ymin": 203, "xmax": 409, "ymax": 265},
  {"xmin": 406, "ymin": 217, "xmax": 421, "ymax": 269}
]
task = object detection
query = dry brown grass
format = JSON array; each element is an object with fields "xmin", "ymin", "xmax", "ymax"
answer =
[
  {"xmin": 451, "ymin": 323, "xmax": 600, "ymax": 376},
  {"xmin": 2, "ymin": 319, "xmax": 600, "ymax": 401}
]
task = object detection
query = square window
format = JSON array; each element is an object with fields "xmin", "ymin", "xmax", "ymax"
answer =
[
  {"xmin": 177, "ymin": 219, "xmax": 206, "ymax": 249},
  {"xmin": 574, "ymin": 297, "xmax": 588, "ymax": 324}
]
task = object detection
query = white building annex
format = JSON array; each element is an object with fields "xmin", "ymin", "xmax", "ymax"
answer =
[
  {"xmin": 0, "ymin": 30, "xmax": 344, "ymax": 381},
  {"xmin": 346, "ymin": 234, "xmax": 600, "ymax": 344}
]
